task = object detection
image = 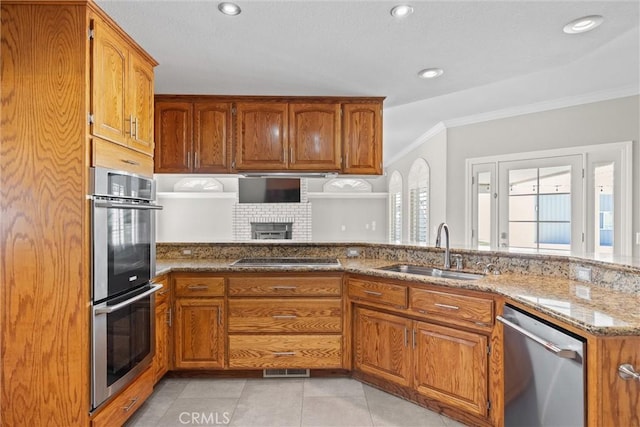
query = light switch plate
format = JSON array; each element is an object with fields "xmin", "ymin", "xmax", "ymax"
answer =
[
  {"xmin": 182, "ymin": 249, "xmax": 192, "ymax": 255},
  {"xmin": 575, "ymin": 284, "xmax": 591, "ymax": 300},
  {"xmin": 347, "ymin": 248, "xmax": 361, "ymax": 258}
]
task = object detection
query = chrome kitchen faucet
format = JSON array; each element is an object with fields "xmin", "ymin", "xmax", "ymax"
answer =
[{"xmin": 435, "ymin": 222, "xmax": 451, "ymax": 269}]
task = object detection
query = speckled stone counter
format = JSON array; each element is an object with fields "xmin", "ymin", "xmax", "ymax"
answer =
[{"xmin": 156, "ymin": 257, "xmax": 640, "ymax": 337}]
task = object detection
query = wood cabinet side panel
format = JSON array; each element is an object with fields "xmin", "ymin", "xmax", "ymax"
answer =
[{"xmin": 1, "ymin": 4, "xmax": 91, "ymax": 426}]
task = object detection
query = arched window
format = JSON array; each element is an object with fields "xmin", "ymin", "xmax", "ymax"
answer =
[
  {"xmin": 408, "ymin": 159, "xmax": 430, "ymax": 243},
  {"xmin": 388, "ymin": 171, "xmax": 403, "ymax": 242}
]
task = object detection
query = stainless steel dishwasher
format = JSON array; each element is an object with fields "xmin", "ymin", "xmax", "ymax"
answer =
[{"xmin": 497, "ymin": 305, "xmax": 586, "ymax": 427}]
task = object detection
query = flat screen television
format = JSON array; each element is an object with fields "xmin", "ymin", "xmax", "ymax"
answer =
[{"xmin": 238, "ymin": 178, "xmax": 301, "ymax": 203}]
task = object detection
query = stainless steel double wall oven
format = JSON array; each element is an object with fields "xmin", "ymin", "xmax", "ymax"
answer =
[{"xmin": 90, "ymin": 167, "xmax": 162, "ymax": 410}]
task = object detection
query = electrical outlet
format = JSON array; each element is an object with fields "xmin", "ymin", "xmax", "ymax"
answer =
[
  {"xmin": 576, "ymin": 266, "xmax": 592, "ymax": 282},
  {"xmin": 341, "ymin": 225, "xmax": 346, "ymax": 231},
  {"xmin": 636, "ymin": 232, "xmax": 640, "ymax": 245},
  {"xmin": 371, "ymin": 221, "xmax": 376, "ymax": 231},
  {"xmin": 347, "ymin": 248, "xmax": 361, "ymax": 258},
  {"xmin": 182, "ymin": 249, "xmax": 192, "ymax": 255}
]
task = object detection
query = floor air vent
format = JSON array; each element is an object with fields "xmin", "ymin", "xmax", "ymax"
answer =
[{"xmin": 263, "ymin": 368, "xmax": 310, "ymax": 378}]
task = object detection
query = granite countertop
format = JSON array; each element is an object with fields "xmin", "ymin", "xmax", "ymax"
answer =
[{"xmin": 156, "ymin": 258, "xmax": 640, "ymax": 337}]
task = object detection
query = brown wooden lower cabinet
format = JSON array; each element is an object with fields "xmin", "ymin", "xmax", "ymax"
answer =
[
  {"xmin": 354, "ymin": 308, "xmax": 413, "ymax": 387},
  {"xmin": 353, "ymin": 306, "xmax": 489, "ymax": 419},
  {"xmin": 413, "ymin": 321, "xmax": 488, "ymax": 417},
  {"xmin": 91, "ymin": 367, "xmax": 154, "ymax": 427},
  {"xmin": 174, "ymin": 298, "xmax": 225, "ymax": 369}
]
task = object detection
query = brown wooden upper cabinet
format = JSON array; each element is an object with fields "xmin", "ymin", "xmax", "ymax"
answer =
[
  {"xmin": 343, "ymin": 103, "xmax": 383, "ymax": 174},
  {"xmin": 235, "ymin": 102, "xmax": 289, "ymax": 170},
  {"xmin": 154, "ymin": 100, "xmax": 232, "ymax": 173},
  {"xmin": 91, "ymin": 16, "xmax": 156, "ymax": 156},
  {"xmin": 153, "ymin": 96, "xmax": 383, "ymax": 174}
]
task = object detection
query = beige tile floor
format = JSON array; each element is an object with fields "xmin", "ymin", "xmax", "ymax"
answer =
[{"xmin": 125, "ymin": 377, "xmax": 467, "ymax": 427}]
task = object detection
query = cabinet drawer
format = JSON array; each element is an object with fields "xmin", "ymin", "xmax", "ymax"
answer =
[
  {"xmin": 91, "ymin": 367, "xmax": 153, "ymax": 427},
  {"xmin": 410, "ymin": 288, "xmax": 494, "ymax": 326},
  {"xmin": 228, "ymin": 298, "xmax": 342, "ymax": 333},
  {"xmin": 228, "ymin": 276, "xmax": 341, "ymax": 297},
  {"xmin": 348, "ymin": 278, "xmax": 408, "ymax": 308},
  {"xmin": 228, "ymin": 335, "xmax": 342, "ymax": 369},
  {"xmin": 174, "ymin": 275, "xmax": 225, "ymax": 297},
  {"xmin": 92, "ymin": 138, "xmax": 154, "ymax": 177}
]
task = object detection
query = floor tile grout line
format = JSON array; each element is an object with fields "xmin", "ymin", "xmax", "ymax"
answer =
[{"xmin": 362, "ymin": 385, "xmax": 376, "ymax": 427}]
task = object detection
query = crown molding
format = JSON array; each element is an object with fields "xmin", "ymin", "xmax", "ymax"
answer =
[{"xmin": 444, "ymin": 86, "xmax": 639, "ymax": 129}]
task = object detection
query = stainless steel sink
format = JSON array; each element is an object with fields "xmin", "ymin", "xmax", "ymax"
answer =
[
  {"xmin": 377, "ymin": 264, "xmax": 484, "ymax": 281},
  {"xmin": 231, "ymin": 257, "xmax": 341, "ymax": 267}
]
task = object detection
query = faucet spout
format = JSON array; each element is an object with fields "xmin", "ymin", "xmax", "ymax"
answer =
[{"xmin": 435, "ymin": 222, "xmax": 451, "ymax": 269}]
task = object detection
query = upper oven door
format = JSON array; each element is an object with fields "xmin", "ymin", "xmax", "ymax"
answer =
[{"xmin": 92, "ymin": 198, "xmax": 162, "ymax": 302}]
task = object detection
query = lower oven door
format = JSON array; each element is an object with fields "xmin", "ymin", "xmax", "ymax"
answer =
[{"xmin": 92, "ymin": 283, "xmax": 162, "ymax": 410}]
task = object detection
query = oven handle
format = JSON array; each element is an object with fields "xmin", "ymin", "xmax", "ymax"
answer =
[
  {"xmin": 95, "ymin": 284, "xmax": 163, "ymax": 315},
  {"xmin": 94, "ymin": 201, "xmax": 163, "ymax": 210}
]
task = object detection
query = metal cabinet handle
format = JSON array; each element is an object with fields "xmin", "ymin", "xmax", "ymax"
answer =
[
  {"xmin": 272, "ymin": 315, "xmax": 297, "ymax": 319},
  {"xmin": 187, "ymin": 285, "xmax": 209, "ymax": 290},
  {"xmin": 194, "ymin": 151, "xmax": 199, "ymax": 168},
  {"xmin": 434, "ymin": 303, "xmax": 460, "ymax": 311},
  {"xmin": 272, "ymin": 286, "xmax": 297, "ymax": 290},
  {"xmin": 122, "ymin": 396, "xmax": 139, "ymax": 412},
  {"xmin": 404, "ymin": 327, "xmax": 408, "ymax": 347},
  {"xmin": 187, "ymin": 152, "xmax": 192, "ymax": 169},
  {"xmin": 272, "ymin": 352, "xmax": 296, "ymax": 357},
  {"xmin": 619, "ymin": 364, "xmax": 640, "ymax": 381},
  {"xmin": 363, "ymin": 290, "xmax": 383, "ymax": 297},
  {"xmin": 412, "ymin": 329, "xmax": 417, "ymax": 349},
  {"xmin": 497, "ymin": 315, "xmax": 579, "ymax": 361},
  {"xmin": 132, "ymin": 117, "xmax": 138, "ymax": 139},
  {"xmin": 121, "ymin": 159, "xmax": 140, "ymax": 166},
  {"xmin": 289, "ymin": 147, "xmax": 294, "ymax": 164},
  {"xmin": 217, "ymin": 307, "xmax": 222, "ymax": 326},
  {"xmin": 167, "ymin": 307, "xmax": 172, "ymax": 327},
  {"xmin": 126, "ymin": 115, "xmax": 134, "ymax": 136}
]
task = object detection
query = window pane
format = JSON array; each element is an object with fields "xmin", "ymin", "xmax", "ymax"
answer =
[
  {"xmin": 538, "ymin": 222, "xmax": 571, "ymax": 249},
  {"xmin": 509, "ymin": 195, "xmax": 537, "ymax": 221},
  {"xmin": 594, "ymin": 162, "xmax": 614, "ymax": 253},
  {"xmin": 539, "ymin": 194, "xmax": 571, "ymax": 221},
  {"xmin": 509, "ymin": 169, "xmax": 538, "ymax": 195},
  {"xmin": 538, "ymin": 165, "xmax": 571, "ymax": 194},
  {"xmin": 477, "ymin": 171, "xmax": 491, "ymax": 249},
  {"xmin": 508, "ymin": 222, "xmax": 538, "ymax": 249}
]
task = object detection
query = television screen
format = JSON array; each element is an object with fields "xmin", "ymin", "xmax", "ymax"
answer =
[{"xmin": 238, "ymin": 178, "xmax": 301, "ymax": 203}]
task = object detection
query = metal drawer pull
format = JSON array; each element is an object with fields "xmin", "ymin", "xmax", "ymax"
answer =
[
  {"xmin": 272, "ymin": 286, "xmax": 297, "ymax": 290},
  {"xmin": 158, "ymin": 289, "xmax": 168, "ymax": 296},
  {"xmin": 167, "ymin": 308, "xmax": 172, "ymax": 327},
  {"xmin": 363, "ymin": 290, "xmax": 383, "ymax": 297},
  {"xmin": 122, "ymin": 396, "xmax": 139, "ymax": 412},
  {"xmin": 121, "ymin": 159, "xmax": 140, "ymax": 166},
  {"xmin": 272, "ymin": 352, "xmax": 296, "ymax": 357},
  {"xmin": 272, "ymin": 315, "xmax": 297, "ymax": 319},
  {"xmin": 434, "ymin": 303, "xmax": 460, "ymax": 310},
  {"xmin": 497, "ymin": 315, "xmax": 579, "ymax": 360},
  {"xmin": 187, "ymin": 285, "xmax": 209, "ymax": 290},
  {"xmin": 618, "ymin": 364, "xmax": 640, "ymax": 381},
  {"xmin": 404, "ymin": 327, "xmax": 408, "ymax": 347}
]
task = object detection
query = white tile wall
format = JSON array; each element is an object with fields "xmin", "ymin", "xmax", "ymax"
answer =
[{"xmin": 233, "ymin": 203, "xmax": 312, "ymax": 241}]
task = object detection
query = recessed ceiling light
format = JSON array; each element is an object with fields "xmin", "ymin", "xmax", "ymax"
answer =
[
  {"xmin": 418, "ymin": 68, "xmax": 444, "ymax": 79},
  {"xmin": 218, "ymin": 2, "xmax": 241, "ymax": 16},
  {"xmin": 390, "ymin": 5, "xmax": 414, "ymax": 18},
  {"xmin": 563, "ymin": 15, "xmax": 603, "ymax": 34}
]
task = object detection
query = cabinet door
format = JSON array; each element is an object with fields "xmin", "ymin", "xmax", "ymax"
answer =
[
  {"xmin": 342, "ymin": 103, "xmax": 382, "ymax": 174},
  {"xmin": 413, "ymin": 321, "xmax": 488, "ymax": 417},
  {"xmin": 153, "ymin": 299, "xmax": 170, "ymax": 383},
  {"xmin": 235, "ymin": 102, "xmax": 288, "ymax": 170},
  {"xmin": 354, "ymin": 307, "xmax": 413, "ymax": 387},
  {"xmin": 154, "ymin": 102, "xmax": 193, "ymax": 173},
  {"xmin": 174, "ymin": 298, "xmax": 225, "ymax": 369},
  {"xmin": 288, "ymin": 103, "xmax": 341, "ymax": 171},
  {"xmin": 194, "ymin": 102, "xmax": 231, "ymax": 173},
  {"xmin": 128, "ymin": 54, "xmax": 155, "ymax": 155},
  {"xmin": 91, "ymin": 20, "xmax": 129, "ymax": 146}
]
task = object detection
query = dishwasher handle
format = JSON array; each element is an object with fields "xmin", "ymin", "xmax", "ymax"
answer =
[{"xmin": 497, "ymin": 315, "xmax": 580, "ymax": 361}]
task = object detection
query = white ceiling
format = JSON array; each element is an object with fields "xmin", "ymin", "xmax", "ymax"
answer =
[{"xmin": 97, "ymin": 0, "xmax": 640, "ymax": 165}]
